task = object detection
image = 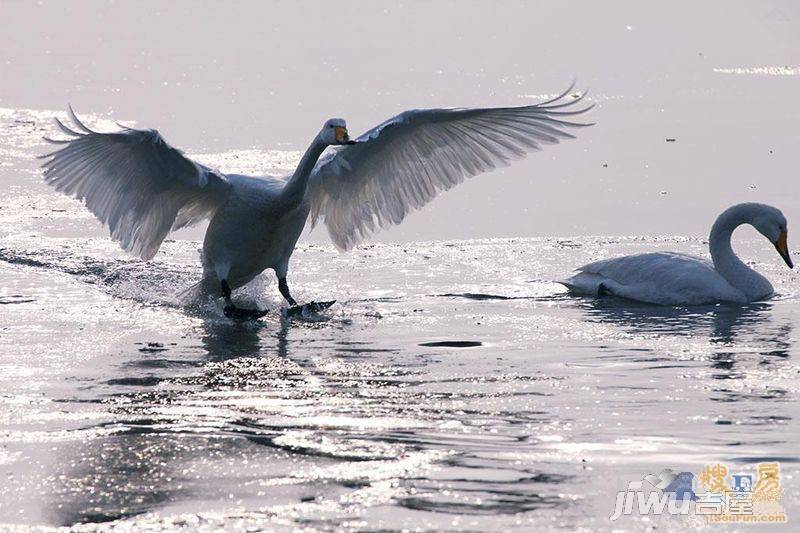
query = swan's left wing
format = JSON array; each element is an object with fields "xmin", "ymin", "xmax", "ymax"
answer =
[{"xmin": 309, "ymin": 87, "xmax": 593, "ymax": 250}]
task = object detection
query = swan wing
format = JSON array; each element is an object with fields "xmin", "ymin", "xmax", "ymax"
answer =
[
  {"xmin": 578, "ymin": 252, "xmax": 717, "ymax": 286},
  {"xmin": 40, "ymin": 108, "xmax": 231, "ymax": 260},
  {"xmin": 309, "ymin": 87, "xmax": 593, "ymax": 250}
]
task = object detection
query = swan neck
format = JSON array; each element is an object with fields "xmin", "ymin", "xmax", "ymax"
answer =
[
  {"xmin": 282, "ymin": 135, "xmax": 326, "ymax": 205},
  {"xmin": 708, "ymin": 208, "xmax": 755, "ymax": 288}
]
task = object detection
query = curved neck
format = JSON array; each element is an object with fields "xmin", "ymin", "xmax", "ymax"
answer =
[
  {"xmin": 281, "ymin": 134, "xmax": 327, "ymax": 206},
  {"xmin": 708, "ymin": 207, "xmax": 760, "ymax": 291}
]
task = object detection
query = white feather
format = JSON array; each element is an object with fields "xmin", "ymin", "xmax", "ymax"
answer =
[
  {"xmin": 40, "ymin": 88, "xmax": 593, "ymax": 310},
  {"xmin": 308, "ymin": 88, "xmax": 593, "ymax": 250},
  {"xmin": 40, "ymin": 109, "xmax": 231, "ymax": 260},
  {"xmin": 562, "ymin": 203, "xmax": 791, "ymax": 305}
]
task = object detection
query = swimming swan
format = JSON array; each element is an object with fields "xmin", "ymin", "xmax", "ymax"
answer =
[
  {"xmin": 563, "ymin": 203, "xmax": 793, "ymax": 306},
  {"xmin": 41, "ymin": 88, "xmax": 592, "ymax": 318}
]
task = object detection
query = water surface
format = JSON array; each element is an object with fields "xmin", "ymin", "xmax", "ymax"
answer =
[{"xmin": 1, "ymin": 108, "xmax": 798, "ymax": 531}]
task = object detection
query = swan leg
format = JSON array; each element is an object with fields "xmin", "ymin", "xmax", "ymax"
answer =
[
  {"xmin": 278, "ymin": 277, "xmax": 297, "ymax": 306},
  {"xmin": 221, "ymin": 279, "xmax": 268, "ymax": 320},
  {"xmin": 278, "ymin": 276, "xmax": 336, "ymax": 317}
]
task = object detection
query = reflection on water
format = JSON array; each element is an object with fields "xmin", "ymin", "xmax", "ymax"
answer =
[
  {"xmin": 1, "ymin": 236, "xmax": 798, "ymax": 530},
  {"xmin": 34, "ymin": 303, "xmax": 580, "ymax": 528},
  {"xmin": 200, "ymin": 320, "xmax": 269, "ymax": 361},
  {"xmin": 578, "ymin": 298, "xmax": 775, "ymax": 341},
  {"xmin": 2, "ymin": 96, "xmax": 799, "ymax": 530},
  {"xmin": 572, "ymin": 296, "xmax": 797, "ymax": 483},
  {"xmin": 48, "ymin": 433, "xmax": 188, "ymax": 526}
]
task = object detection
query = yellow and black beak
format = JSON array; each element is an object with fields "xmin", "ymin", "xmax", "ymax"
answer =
[
  {"xmin": 774, "ymin": 230, "xmax": 793, "ymax": 268},
  {"xmin": 334, "ymin": 126, "xmax": 348, "ymax": 143}
]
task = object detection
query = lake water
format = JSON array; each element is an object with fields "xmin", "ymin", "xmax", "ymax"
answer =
[{"xmin": 1, "ymin": 108, "xmax": 798, "ymax": 531}]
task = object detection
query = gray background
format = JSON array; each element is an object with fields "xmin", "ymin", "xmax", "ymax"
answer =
[{"xmin": 2, "ymin": 0, "xmax": 798, "ymax": 243}]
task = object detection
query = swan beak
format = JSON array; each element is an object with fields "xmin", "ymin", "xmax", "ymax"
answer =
[
  {"xmin": 334, "ymin": 126, "xmax": 348, "ymax": 144},
  {"xmin": 775, "ymin": 230, "xmax": 793, "ymax": 268}
]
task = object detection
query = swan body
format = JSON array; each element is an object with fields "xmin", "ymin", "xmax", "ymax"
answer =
[
  {"xmin": 40, "ymin": 88, "xmax": 592, "ymax": 316},
  {"xmin": 563, "ymin": 203, "xmax": 793, "ymax": 306},
  {"xmin": 565, "ymin": 252, "xmax": 753, "ymax": 305},
  {"xmin": 201, "ymin": 173, "xmax": 310, "ymax": 291}
]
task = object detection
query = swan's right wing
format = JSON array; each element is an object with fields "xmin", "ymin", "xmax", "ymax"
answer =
[{"xmin": 40, "ymin": 108, "xmax": 231, "ymax": 260}]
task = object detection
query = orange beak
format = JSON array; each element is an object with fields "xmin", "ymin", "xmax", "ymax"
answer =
[
  {"xmin": 775, "ymin": 230, "xmax": 793, "ymax": 268},
  {"xmin": 334, "ymin": 126, "xmax": 348, "ymax": 143}
]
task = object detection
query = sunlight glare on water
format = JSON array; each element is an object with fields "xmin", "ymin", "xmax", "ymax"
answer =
[{"xmin": 1, "ymin": 103, "xmax": 798, "ymax": 530}]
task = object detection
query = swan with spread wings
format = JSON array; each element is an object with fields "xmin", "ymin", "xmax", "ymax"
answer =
[{"xmin": 41, "ymin": 87, "xmax": 593, "ymax": 318}]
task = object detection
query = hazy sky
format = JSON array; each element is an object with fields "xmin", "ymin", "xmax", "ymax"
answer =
[{"xmin": 2, "ymin": 0, "xmax": 799, "ymax": 242}]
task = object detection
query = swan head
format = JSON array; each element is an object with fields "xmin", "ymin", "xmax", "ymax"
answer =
[
  {"xmin": 320, "ymin": 118, "xmax": 355, "ymax": 146},
  {"xmin": 749, "ymin": 204, "xmax": 793, "ymax": 268}
]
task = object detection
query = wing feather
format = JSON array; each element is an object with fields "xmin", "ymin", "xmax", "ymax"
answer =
[
  {"xmin": 40, "ymin": 109, "xmax": 231, "ymax": 260},
  {"xmin": 309, "ymin": 89, "xmax": 593, "ymax": 250}
]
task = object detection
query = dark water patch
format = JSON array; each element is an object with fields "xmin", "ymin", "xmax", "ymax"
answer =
[
  {"xmin": 595, "ymin": 353, "xmax": 673, "ymax": 364},
  {"xmin": 711, "ymin": 373, "xmax": 745, "ymax": 380},
  {"xmin": 225, "ymin": 424, "xmax": 400, "ymax": 461},
  {"xmin": 137, "ymin": 342, "xmax": 169, "ymax": 353},
  {"xmin": 338, "ymin": 479, "xmax": 371, "ymax": 489},
  {"xmin": 399, "ymin": 457, "xmax": 571, "ymax": 514},
  {"xmin": 450, "ymin": 465, "xmax": 569, "ymax": 485},
  {"xmin": 760, "ymin": 349, "xmax": 790, "ymax": 358},
  {"xmin": 725, "ymin": 440, "xmax": 787, "ymax": 448},
  {"xmin": 0, "ymin": 246, "xmax": 197, "ymax": 309},
  {"xmin": 0, "ymin": 294, "xmax": 35, "ymax": 304},
  {"xmin": 72, "ymin": 511, "xmax": 140, "ymax": 525},
  {"xmin": 335, "ymin": 347, "xmax": 400, "ymax": 354},
  {"xmin": 399, "ymin": 492, "xmax": 563, "ymax": 515},
  {"xmin": 52, "ymin": 397, "xmax": 105, "ymax": 404},
  {"xmin": 643, "ymin": 364, "xmax": 696, "ymax": 370},
  {"xmin": 505, "ymin": 391, "xmax": 551, "ymax": 398},
  {"xmin": 419, "ymin": 340, "xmax": 483, "ymax": 348},
  {"xmin": 126, "ymin": 358, "xmax": 204, "ymax": 369},
  {"xmin": 93, "ymin": 419, "xmax": 165, "ymax": 435},
  {"xmin": 749, "ymin": 415, "xmax": 791, "ymax": 424},
  {"xmin": 375, "ymin": 431, "xmax": 526, "ymax": 450},
  {"xmin": 717, "ymin": 416, "xmax": 790, "ymax": 427},
  {"xmin": 711, "ymin": 388, "xmax": 788, "ymax": 402},
  {"xmin": 729, "ymin": 456, "xmax": 800, "ymax": 464},
  {"xmin": 348, "ymin": 296, "xmax": 404, "ymax": 303},
  {"xmin": 92, "ymin": 416, "xmax": 399, "ymax": 462},
  {"xmin": 0, "ymin": 246, "xmax": 127, "ymax": 280},
  {"xmin": 411, "ymin": 374, "xmax": 559, "ymax": 386},
  {"xmin": 105, "ymin": 376, "xmax": 164, "ymax": 387},
  {"xmin": 597, "ymin": 385, "xmax": 656, "ymax": 391},
  {"xmin": 48, "ymin": 432, "xmax": 188, "ymax": 527},
  {"xmin": 439, "ymin": 292, "xmax": 531, "ymax": 301}
]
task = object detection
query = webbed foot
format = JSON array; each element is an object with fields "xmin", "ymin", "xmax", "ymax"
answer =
[{"xmin": 283, "ymin": 300, "xmax": 336, "ymax": 318}]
